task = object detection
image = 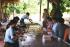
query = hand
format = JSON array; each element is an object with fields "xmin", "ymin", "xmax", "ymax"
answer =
[
  {"xmin": 13, "ymin": 35, "xmax": 18, "ymax": 40},
  {"xmin": 29, "ymin": 19, "xmax": 33, "ymax": 23}
]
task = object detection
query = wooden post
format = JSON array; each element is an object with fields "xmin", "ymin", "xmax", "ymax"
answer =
[
  {"xmin": 47, "ymin": 0, "xmax": 49, "ymax": 9},
  {"xmin": 4, "ymin": 3, "xmax": 7, "ymax": 15},
  {"xmin": 0, "ymin": 1, "xmax": 1, "ymax": 20},
  {"xmin": 13, "ymin": 2, "xmax": 14, "ymax": 18},
  {"xmin": 40, "ymin": 0, "xmax": 42, "ymax": 21},
  {"xmin": 47, "ymin": 0, "xmax": 49, "ymax": 12},
  {"xmin": 1, "ymin": 1, "xmax": 3, "ymax": 20}
]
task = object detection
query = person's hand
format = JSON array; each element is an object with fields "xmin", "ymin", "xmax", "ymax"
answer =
[
  {"xmin": 29, "ymin": 19, "xmax": 33, "ymax": 23},
  {"xmin": 13, "ymin": 35, "xmax": 18, "ymax": 40},
  {"xmin": 29, "ymin": 19, "xmax": 32, "ymax": 21}
]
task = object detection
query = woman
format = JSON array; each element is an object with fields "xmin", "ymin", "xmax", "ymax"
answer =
[
  {"xmin": 4, "ymin": 20, "xmax": 18, "ymax": 47},
  {"xmin": 42, "ymin": 9, "xmax": 49, "ymax": 27}
]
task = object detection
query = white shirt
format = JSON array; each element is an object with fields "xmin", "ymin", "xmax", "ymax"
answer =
[
  {"xmin": 21, "ymin": 15, "xmax": 29, "ymax": 19},
  {"xmin": 4, "ymin": 26, "xmax": 14, "ymax": 43},
  {"xmin": 52, "ymin": 23, "xmax": 58, "ymax": 33}
]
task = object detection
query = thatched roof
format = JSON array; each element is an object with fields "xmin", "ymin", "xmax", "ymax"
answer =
[{"xmin": 0, "ymin": 0, "xmax": 19, "ymax": 3}]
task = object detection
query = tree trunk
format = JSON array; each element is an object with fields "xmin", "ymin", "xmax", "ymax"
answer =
[{"xmin": 50, "ymin": 0, "xmax": 63, "ymax": 21}]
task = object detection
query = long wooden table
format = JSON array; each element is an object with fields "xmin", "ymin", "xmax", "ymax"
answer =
[{"xmin": 18, "ymin": 23, "xmax": 69, "ymax": 47}]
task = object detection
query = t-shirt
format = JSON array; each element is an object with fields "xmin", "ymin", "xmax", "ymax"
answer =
[{"xmin": 21, "ymin": 15, "xmax": 29, "ymax": 20}]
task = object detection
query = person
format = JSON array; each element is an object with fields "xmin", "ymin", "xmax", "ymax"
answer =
[
  {"xmin": 42, "ymin": 9, "xmax": 49, "ymax": 28},
  {"xmin": 42, "ymin": 9, "xmax": 49, "ymax": 19},
  {"xmin": 57, "ymin": 18, "xmax": 66, "ymax": 39},
  {"xmin": 0, "ymin": 23, "xmax": 2, "ymax": 31},
  {"xmin": 47, "ymin": 16, "xmax": 53, "ymax": 36},
  {"xmin": 6, "ymin": 16, "xmax": 19, "ymax": 29},
  {"xmin": 64, "ymin": 27, "xmax": 70, "ymax": 43},
  {"xmin": 13, "ymin": 16, "xmax": 19, "ymax": 23},
  {"xmin": 2, "ymin": 13, "xmax": 8, "ymax": 23},
  {"xmin": 6, "ymin": 17, "xmax": 19, "ymax": 47},
  {"xmin": 4, "ymin": 20, "xmax": 19, "ymax": 47},
  {"xmin": 0, "ymin": 23, "xmax": 5, "ymax": 41},
  {"xmin": 0, "ymin": 23, "xmax": 3, "ymax": 40},
  {"xmin": 42, "ymin": 17, "xmax": 53, "ymax": 44},
  {"xmin": 20, "ymin": 12, "xmax": 32, "ymax": 27},
  {"xmin": 43, "ymin": 16, "xmax": 52, "ymax": 34},
  {"xmin": 52, "ymin": 17, "xmax": 59, "ymax": 39}
]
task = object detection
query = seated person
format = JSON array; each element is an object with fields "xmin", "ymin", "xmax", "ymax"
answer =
[
  {"xmin": 0, "ymin": 23, "xmax": 3, "ymax": 40},
  {"xmin": 0, "ymin": 23, "xmax": 5, "ymax": 40}
]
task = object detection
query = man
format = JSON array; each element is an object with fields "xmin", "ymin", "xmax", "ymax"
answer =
[{"xmin": 20, "ymin": 12, "xmax": 32, "ymax": 27}]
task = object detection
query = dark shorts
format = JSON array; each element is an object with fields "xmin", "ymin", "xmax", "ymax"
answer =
[{"xmin": 4, "ymin": 42, "xmax": 15, "ymax": 47}]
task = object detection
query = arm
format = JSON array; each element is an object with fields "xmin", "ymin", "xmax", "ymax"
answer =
[
  {"xmin": 64, "ymin": 28, "xmax": 68, "ymax": 41},
  {"xmin": 29, "ymin": 19, "xmax": 33, "ymax": 23}
]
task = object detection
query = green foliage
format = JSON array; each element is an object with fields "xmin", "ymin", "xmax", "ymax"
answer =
[
  {"xmin": 15, "ymin": 3, "xmax": 27, "ymax": 13},
  {"xmin": 9, "ymin": 5, "xmax": 16, "ymax": 12},
  {"xmin": 62, "ymin": 0, "xmax": 70, "ymax": 7},
  {"xmin": 23, "ymin": 3, "xmax": 27, "ymax": 10},
  {"xmin": 15, "ymin": 8, "xmax": 20, "ymax": 13},
  {"xmin": 66, "ymin": 9, "xmax": 70, "ymax": 12},
  {"xmin": 60, "ymin": 0, "xmax": 70, "ymax": 12},
  {"xmin": 4, "ymin": 0, "xmax": 49, "ymax": 16},
  {"xmin": 4, "ymin": 4, "xmax": 15, "ymax": 15},
  {"xmin": 60, "ymin": 2, "xmax": 66, "ymax": 12},
  {"xmin": 3, "ymin": 0, "xmax": 70, "ymax": 17},
  {"xmin": 4, "ymin": 2, "xmax": 27, "ymax": 16},
  {"xmin": 5, "ymin": 0, "xmax": 40, "ymax": 15},
  {"xmin": 24, "ymin": 0, "xmax": 40, "ymax": 14}
]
